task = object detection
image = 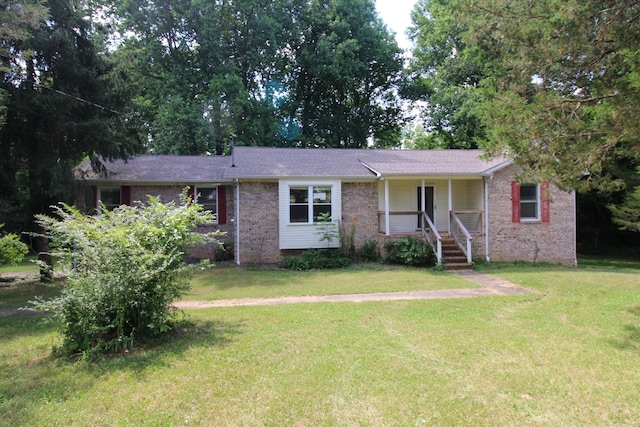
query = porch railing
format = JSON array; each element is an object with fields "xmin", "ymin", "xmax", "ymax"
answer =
[
  {"xmin": 450, "ymin": 210, "xmax": 484, "ymax": 234},
  {"xmin": 421, "ymin": 211, "xmax": 442, "ymax": 264},
  {"xmin": 450, "ymin": 211, "xmax": 473, "ymax": 264}
]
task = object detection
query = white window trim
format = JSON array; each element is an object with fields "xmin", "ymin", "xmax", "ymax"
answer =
[
  {"xmin": 287, "ymin": 183, "xmax": 335, "ymax": 225},
  {"xmin": 520, "ymin": 183, "xmax": 540, "ymax": 222}
]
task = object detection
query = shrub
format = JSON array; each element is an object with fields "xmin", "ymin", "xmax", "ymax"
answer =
[
  {"xmin": 31, "ymin": 192, "xmax": 221, "ymax": 359},
  {"xmin": 215, "ymin": 241, "xmax": 234, "ymax": 262},
  {"xmin": 358, "ymin": 239, "xmax": 382, "ymax": 263},
  {"xmin": 0, "ymin": 225, "xmax": 29, "ymax": 267},
  {"xmin": 384, "ymin": 237, "xmax": 436, "ymax": 267},
  {"xmin": 282, "ymin": 249, "xmax": 351, "ymax": 270}
]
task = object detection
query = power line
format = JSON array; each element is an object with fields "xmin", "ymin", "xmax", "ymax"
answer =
[{"xmin": 2, "ymin": 71, "xmax": 123, "ymax": 115}]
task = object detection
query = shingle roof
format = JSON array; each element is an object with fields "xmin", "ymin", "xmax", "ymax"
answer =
[
  {"xmin": 225, "ymin": 147, "xmax": 511, "ymax": 178},
  {"xmin": 75, "ymin": 148, "xmax": 512, "ymax": 183},
  {"xmin": 75, "ymin": 155, "xmax": 231, "ymax": 183}
]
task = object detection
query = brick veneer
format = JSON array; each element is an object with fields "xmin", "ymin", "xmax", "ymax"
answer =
[
  {"xmin": 340, "ymin": 182, "xmax": 381, "ymax": 248},
  {"xmin": 486, "ymin": 165, "xmax": 576, "ymax": 265},
  {"xmin": 237, "ymin": 181, "xmax": 280, "ymax": 264}
]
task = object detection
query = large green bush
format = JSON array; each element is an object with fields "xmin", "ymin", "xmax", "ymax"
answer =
[
  {"xmin": 384, "ymin": 237, "xmax": 436, "ymax": 267},
  {"xmin": 32, "ymin": 193, "xmax": 220, "ymax": 358}
]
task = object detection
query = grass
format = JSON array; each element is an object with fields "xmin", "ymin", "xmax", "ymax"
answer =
[
  {"xmin": 1, "ymin": 260, "xmax": 640, "ymax": 425},
  {"xmin": 186, "ymin": 264, "xmax": 476, "ymax": 300}
]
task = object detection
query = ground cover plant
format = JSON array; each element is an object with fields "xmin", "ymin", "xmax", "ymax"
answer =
[{"xmin": 1, "ymin": 261, "xmax": 639, "ymax": 425}]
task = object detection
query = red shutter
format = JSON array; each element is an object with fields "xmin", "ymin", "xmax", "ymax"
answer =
[
  {"xmin": 511, "ymin": 181, "xmax": 521, "ymax": 223},
  {"xmin": 187, "ymin": 186, "xmax": 195, "ymax": 203},
  {"xmin": 541, "ymin": 182, "xmax": 550, "ymax": 222},
  {"xmin": 121, "ymin": 186, "xmax": 131, "ymax": 206},
  {"xmin": 218, "ymin": 186, "xmax": 226, "ymax": 224}
]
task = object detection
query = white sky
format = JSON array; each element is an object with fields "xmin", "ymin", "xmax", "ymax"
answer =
[{"xmin": 375, "ymin": 0, "xmax": 416, "ymax": 50}]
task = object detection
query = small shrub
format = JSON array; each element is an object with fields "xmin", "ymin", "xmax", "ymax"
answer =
[
  {"xmin": 0, "ymin": 224, "xmax": 29, "ymax": 267},
  {"xmin": 358, "ymin": 239, "xmax": 381, "ymax": 263},
  {"xmin": 384, "ymin": 237, "xmax": 436, "ymax": 267},
  {"xmin": 339, "ymin": 216, "xmax": 357, "ymax": 261},
  {"xmin": 282, "ymin": 249, "xmax": 351, "ymax": 270},
  {"xmin": 215, "ymin": 241, "xmax": 234, "ymax": 262}
]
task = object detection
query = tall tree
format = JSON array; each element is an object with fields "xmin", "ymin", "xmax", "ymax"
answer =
[
  {"xmin": 105, "ymin": 0, "xmax": 405, "ymax": 152},
  {"xmin": 291, "ymin": 0, "xmax": 404, "ymax": 148},
  {"xmin": 410, "ymin": 0, "xmax": 640, "ymax": 238},
  {"xmin": 405, "ymin": 0, "xmax": 486, "ymax": 149},
  {"xmin": 455, "ymin": 0, "xmax": 640, "ymax": 193},
  {"xmin": 0, "ymin": 0, "xmax": 140, "ymax": 265},
  {"xmin": 0, "ymin": 0, "xmax": 49, "ymax": 127}
]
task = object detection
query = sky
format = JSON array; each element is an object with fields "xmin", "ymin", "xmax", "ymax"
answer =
[{"xmin": 375, "ymin": 0, "xmax": 416, "ymax": 50}]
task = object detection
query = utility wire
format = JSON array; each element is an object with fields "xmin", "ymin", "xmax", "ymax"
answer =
[{"xmin": 2, "ymin": 71, "xmax": 123, "ymax": 115}]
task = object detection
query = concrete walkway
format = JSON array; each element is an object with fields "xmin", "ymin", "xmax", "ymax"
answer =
[{"xmin": 174, "ymin": 270, "xmax": 532, "ymax": 309}]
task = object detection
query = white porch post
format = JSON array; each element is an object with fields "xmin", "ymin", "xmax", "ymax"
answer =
[
  {"xmin": 384, "ymin": 178, "xmax": 390, "ymax": 236},
  {"xmin": 448, "ymin": 179, "xmax": 452, "ymax": 233},
  {"xmin": 421, "ymin": 180, "xmax": 425, "ymax": 228}
]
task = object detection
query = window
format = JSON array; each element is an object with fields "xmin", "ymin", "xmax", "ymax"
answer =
[
  {"xmin": 99, "ymin": 188, "xmax": 121, "ymax": 212},
  {"xmin": 289, "ymin": 185, "xmax": 332, "ymax": 223},
  {"xmin": 520, "ymin": 184, "xmax": 539, "ymax": 220},
  {"xmin": 511, "ymin": 181, "xmax": 550, "ymax": 223},
  {"xmin": 195, "ymin": 186, "xmax": 218, "ymax": 222}
]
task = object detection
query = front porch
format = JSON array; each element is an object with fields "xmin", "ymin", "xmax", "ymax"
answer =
[{"xmin": 376, "ymin": 177, "xmax": 488, "ymax": 266}]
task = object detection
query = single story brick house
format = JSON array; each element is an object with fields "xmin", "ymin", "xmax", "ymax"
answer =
[{"xmin": 74, "ymin": 147, "xmax": 577, "ymax": 267}]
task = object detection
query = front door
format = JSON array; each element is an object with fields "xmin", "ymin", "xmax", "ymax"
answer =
[{"xmin": 417, "ymin": 186, "xmax": 435, "ymax": 229}]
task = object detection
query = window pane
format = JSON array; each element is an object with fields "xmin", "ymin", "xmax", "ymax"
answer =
[
  {"xmin": 290, "ymin": 205, "xmax": 309, "ymax": 223},
  {"xmin": 521, "ymin": 202, "xmax": 538, "ymax": 219},
  {"xmin": 101, "ymin": 189, "xmax": 121, "ymax": 209},
  {"xmin": 313, "ymin": 204, "xmax": 331, "ymax": 221},
  {"xmin": 312, "ymin": 187, "xmax": 331, "ymax": 204},
  {"xmin": 290, "ymin": 188, "xmax": 308, "ymax": 203},
  {"xmin": 196, "ymin": 187, "xmax": 217, "ymax": 215},
  {"xmin": 520, "ymin": 184, "xmax": 537, "ymax": 201}
]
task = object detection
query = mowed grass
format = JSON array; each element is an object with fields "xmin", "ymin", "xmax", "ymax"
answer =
[
  {"xmin": 1, "ymin": 261, "xmax": 639, "ymax": 425},
  {"xmin": 185, "ymin": 264, "xmax": 477, "ymax": 300}
]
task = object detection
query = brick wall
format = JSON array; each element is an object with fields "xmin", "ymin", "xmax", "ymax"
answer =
[
  {"xmin": 486, "ymin": 165, "xmax": 576, "ymax": 265},
  {"xmin": 128, "ymin": 184, "xmax": 235, "ymax": 261},
  {"xmin": 341, "ymin": 182, "xmax": 381, "ymax": 249},
  {"xmin": 237, "ymin": 181, "xmax": 280, "ymax": 264},
  {"xmin": 237, "ymin": 180, "xmax": 383, "ymax": 264}
]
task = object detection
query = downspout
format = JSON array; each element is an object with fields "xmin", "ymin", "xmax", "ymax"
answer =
[
  {"xmin": 235, "ymin": 178, "xmax": 240, "ymax": 265},
  {"xmin": 484, "ymin": 176, "xmax": 490, "ymax": 262}
]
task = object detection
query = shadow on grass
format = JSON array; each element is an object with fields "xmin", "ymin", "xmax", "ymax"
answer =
[
  {"xmin": 609, "ymin": 306, "xmax": 640, "ymax": 351},
  {"xmin": 0, "ymin": 316, "xmax": 246, "ymax": 425},
  {"xmin": 0, "ymin": 314, "xmax": 58, "ymax": 341},
  {"xmin": 88, "ymin": 317, "xmax": 247, "ymax": 374}
]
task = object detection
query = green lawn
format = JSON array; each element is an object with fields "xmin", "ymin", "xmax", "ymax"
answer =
[
  {"xmin": 1, "ymin": 261, "xmax": 639, "ymax": 425},
  {"xmin": 186, "ymin": 264, "xmax": 477, "ymax": 300}
]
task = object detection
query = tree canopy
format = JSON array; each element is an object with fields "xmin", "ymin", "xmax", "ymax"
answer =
[
  {"xmin": 409, "ymin": 0, "xmax": 640, "ymax": 236},
  {"xmin": 104, "ymin": 0, "xmax": 405, "ymax": 153}
]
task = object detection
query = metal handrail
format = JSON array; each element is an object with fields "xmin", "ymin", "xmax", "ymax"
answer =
[
  {"xmin": 421, "ymin": 212, "xmax": 442, "ymax": 263},
  {"xmin": 450, "ymin": 211, "xmax": 473, "ymax": 264}
]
